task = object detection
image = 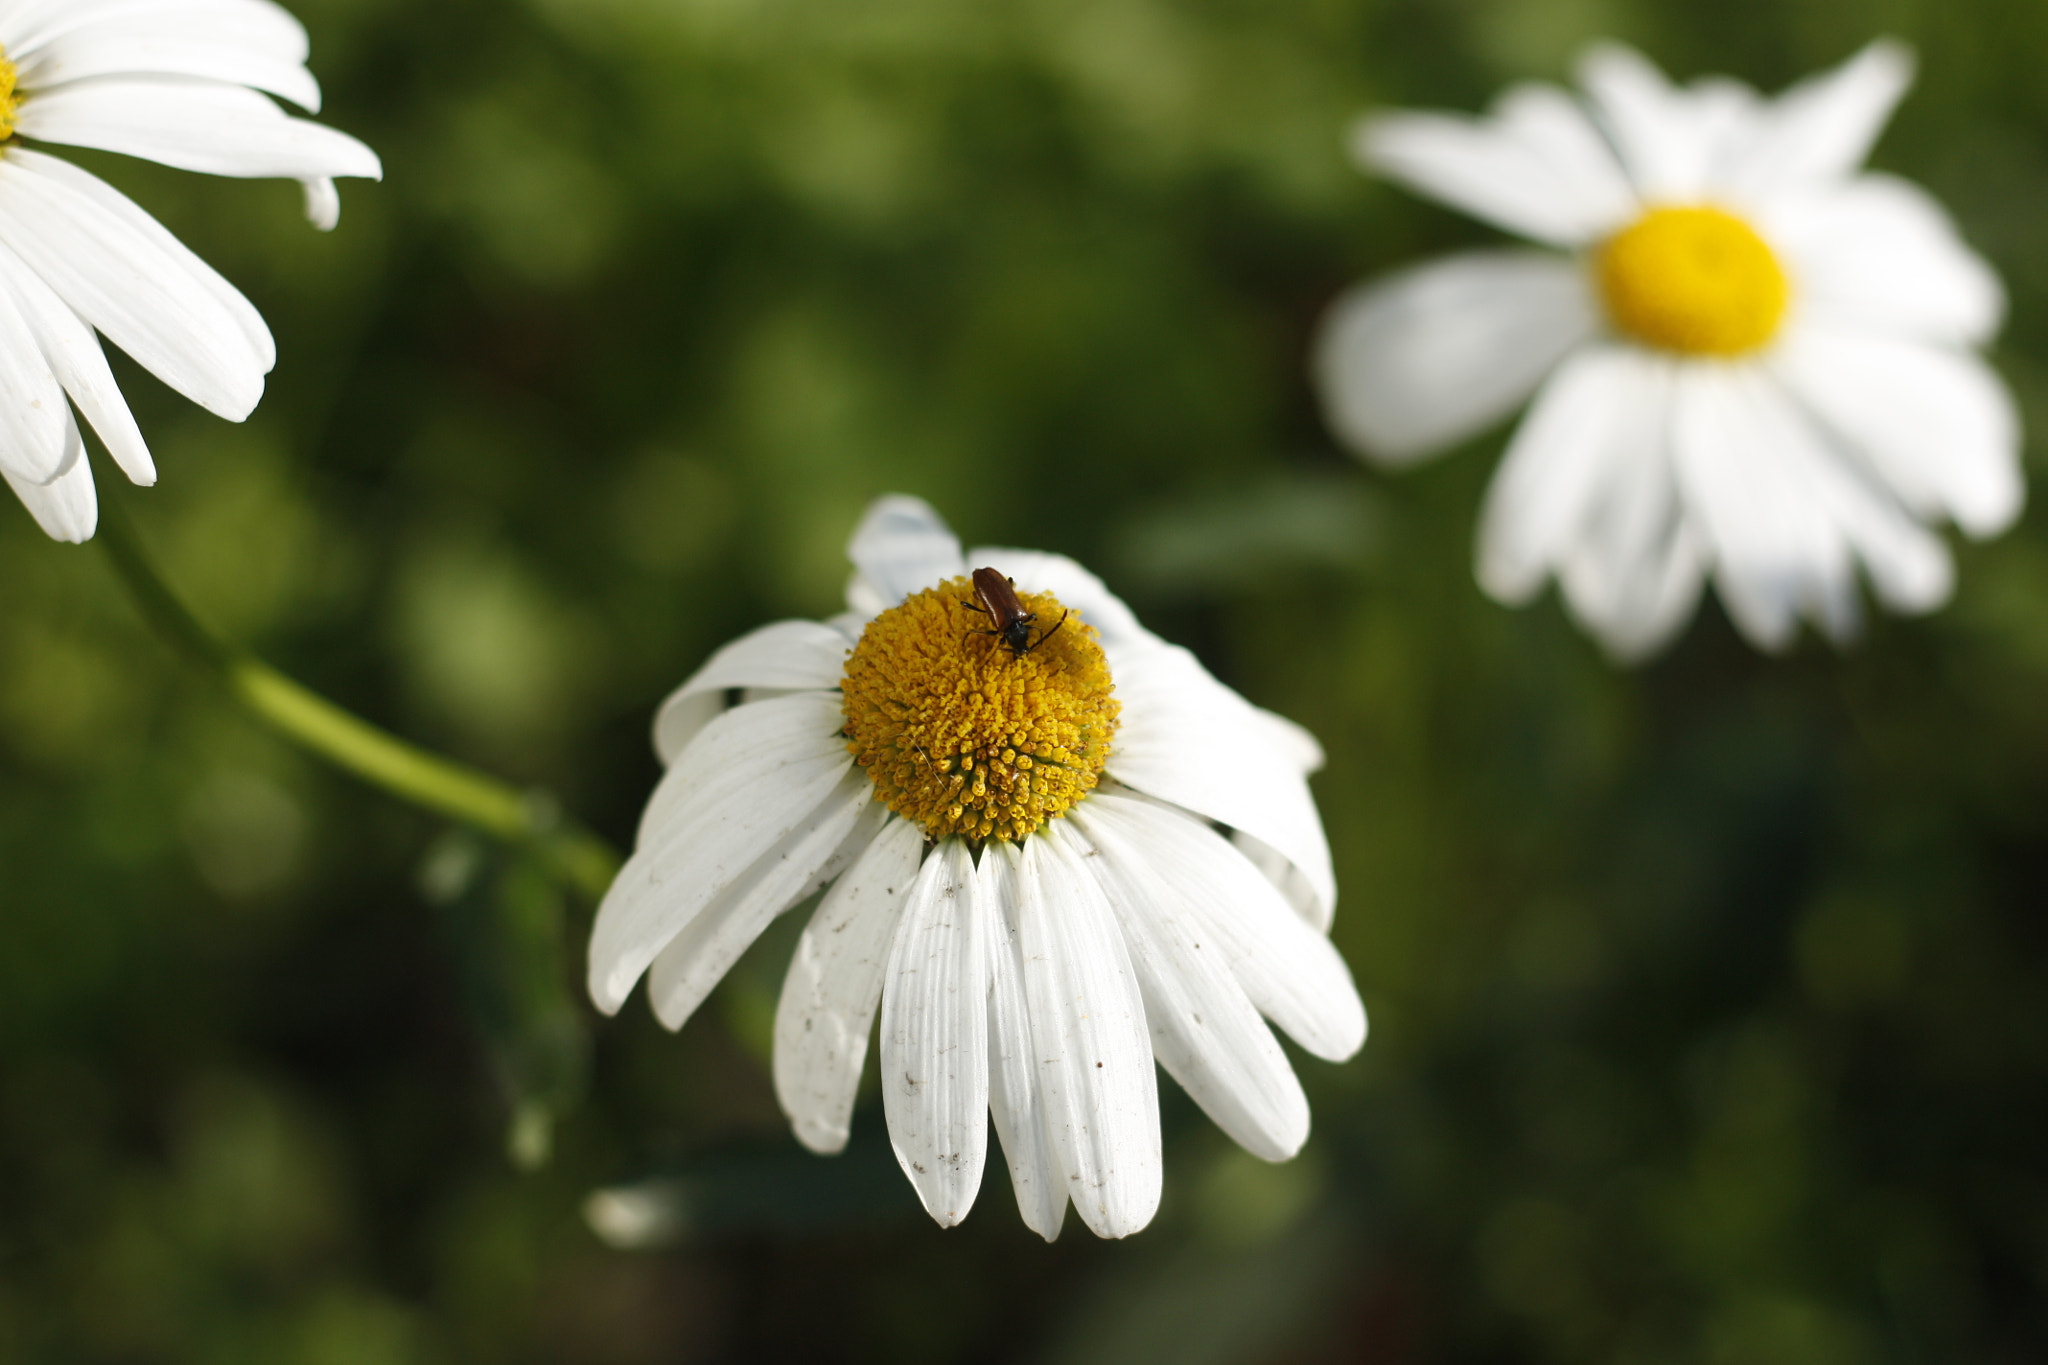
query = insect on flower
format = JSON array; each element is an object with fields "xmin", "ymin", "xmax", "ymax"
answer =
[
  {"xmin": 589, "ymin": 497, "xmax": 1363, "ymax": 1241},
  {"xmin": 965, "ymin": 566, "xmax": 1068, "ymax": 656}
]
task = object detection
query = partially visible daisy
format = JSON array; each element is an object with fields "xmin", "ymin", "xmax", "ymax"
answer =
[
  {"xmin": 589, "ymin": 496, "xmax": 1365, "ymax": 1240},
  {"xmin": 1314, "ymin": 40, "xmax": 2022, "ymax": 657},
  {"xmin": 0, "ymin": 0, "xmax": 381, "ymax": 542}
]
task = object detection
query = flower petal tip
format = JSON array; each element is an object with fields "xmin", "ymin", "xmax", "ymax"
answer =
[
  {"xmin": 586, "ymin": 963, "xmax": 634, "ymax": 1018},
  {"xmin": 792, "ymin": 1121, "xmax": 850, "ymax": 1157},
  {"xmin": 1857, "ymin": 36, "xmax": 1918, "ymax": 84},
  {"xmin": 1575, "ymin": 39, "xmax": 1663, "ymax": 86}
]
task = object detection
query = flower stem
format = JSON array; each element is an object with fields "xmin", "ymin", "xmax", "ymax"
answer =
[{"xmin": 95, "ymin": 500, "xmax": 622, "ymax": 905}]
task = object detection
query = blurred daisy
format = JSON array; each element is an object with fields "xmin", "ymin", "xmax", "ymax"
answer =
[
  {"xmin": 1315, "ymin": 41, "xmax": 2022, "ymax": 656},
  {"xmin": 589, "ymin": 496, "xmax": 1365, "ymax": 1240},
  {"xmin": 0, "ymin": 0, "xmax": 381, "ymax": 543}
]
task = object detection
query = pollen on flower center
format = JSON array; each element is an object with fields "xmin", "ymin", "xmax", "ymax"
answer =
[
  {"xmin": 841, "ymin": 576, "xmax": 1119, "ymax": 844},
  {"xmin": 1596, "ymin": 206, "xmax": 1789, "ymax": 356},
  {"xmin": 0, "ymin": 51, "xmax": 18, "ymax": 142}
]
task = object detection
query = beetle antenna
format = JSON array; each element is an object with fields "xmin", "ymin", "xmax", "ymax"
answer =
[{"xmin": 1033, "ymin": 609, "xmax": 1069, "ymax": 650}]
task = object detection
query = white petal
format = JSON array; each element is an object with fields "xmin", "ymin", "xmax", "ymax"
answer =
[
  {"xmin": 11, "ymin": 147, "xmax": 273, "ymax": 370},
  {"xmin": 650, "ymin": 620, "xmax": 852, "ymax": 765},
  {"xmin": 1565, "ymin": 537, "xmax": 1707, "ymax": 662},
  {"xmin": 1245, "ymin": 706, "xmax": 1323, "ymax": 776},
  {"xmin": 844, "ymin": 494, "xmax": 966, "ymax": 612},
  {"xmin": 1576, "ymin": 43, "xmax": 1759, "ymax": 201},
  {"xmin": 878, "ymin": 839, "xmax": 988, "ymax": 1228},
  {"xmin": 3, "ymin": 411, "xmax": 92, "ymax": 540},
  {"xmin": 1765, "ymin": 175, "xmax": 2005, "ymax": 347},
  {"xmin": 300, "ymin": 177, "xmax": 338, "ymax": 230},
  {"xmin": 3, "ymin": 1, "xmax": 310, "ymax": 66},
  {"xmin": 1019, "ymin": 824, "xmax": 1160, "ymax": 1239},
  {"xmin": 17, "ymin": 76, "xmax": 382, "ymax": 182},
  {"xmin": 1477, "ymin": 344, "xmax": 1662, "ymax": 604},
  {"xmin": 1106, "ymin": 641, "xmax": 1336, "ymax": 930},
  {"xmin": 1489, "ymin": 81, "xmax": 1640, "ymax": 226},
  {"xmin": 0, "ymin": 255, "xmax": 74, "ymax": 483},
  {"xmin": 0, "ymin": 246, "xmax": 152, "ymax": 483},
  {"xmin": 1779, "ymin": 394, "xmax": 1955, "ymax": 619},
  {"xmin": 1227, "ymin": 828, "xmax": 1324, "ymax": 926},
  {"xmin": 1354, "ymin": 83, "xmax": 1635, "ymax": 247},
  {"xmin": 15, "ymin": 20, "xmax": 323, "ymax": 109},
  {"xmin": 1313, "ymin": 251, "xmax": 1596, "ymax": 466},
  {"xmin": 774, "ymin": 818, "xmax": 926, "ymax": 1156},
  {"xmin": 1773, "ymin": 322, "xmax": 2022, "ymax": 538},
  {"xmin": 1473, "ymin": 345, "xmax": 1710, "ymax": 659},
  {"xmin": 1071, "ymin": 804, "xmax": 1311, "ymax": 1163},
  {"xmin": 1554, "ymin": 390, "xmax": 1708, "ymax": 662},
  {"xmin": 1723, "ymin": 40, "xmax": 1913, "ymax": 198},
  {"xmin": 1547, "ymin": 363, "xmax": 1709, "ymax": 662},
  {"xmin": 1670, "ymin": 364, "xmax": 1845, "ymax": 647},
  {"xmin": 588, "ymin": 692, "xmax": 851, "ymax": 1014},
  {"xmin": 0, "ymin": 150, "xmax": 267, "ymax": 418},
  {"xmin": 645, "ymin": 767, "xmax": 883, "ymax": 1031},
  {"xmin": 1080, "ymin": 793, "xmax": 1365, "ymax": 1063},
  {"xmin": 979, "ymin": 839, "xmax": 1068, "ymax": 1241},
  {"xmin": 963, "ymin": 546, "xmax": 1156, "ymax": 658},
  {"xmin": 1672, "ymin": 364, "xmax": 1953, "ymax": 648}
]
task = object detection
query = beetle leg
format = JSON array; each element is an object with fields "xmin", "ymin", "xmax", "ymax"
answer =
[{"xmin": 1032, "ymin": 609, "xmax": 1070, "ymax": 650}]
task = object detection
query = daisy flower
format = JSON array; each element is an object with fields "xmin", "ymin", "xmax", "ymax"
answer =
[
  {"xmin": 1314, "ymin": 40, "xmax": 2023, "ymax": 657},
  {"xmin": 0, "ymin": 0, "xmax": 381, "ymax": 543},
  {"xmin": 588, "ymin": 496, "xmax": 1366, "ymax": 1240}
]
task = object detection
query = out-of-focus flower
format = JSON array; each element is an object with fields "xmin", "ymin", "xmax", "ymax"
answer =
[
  {"xmin": 1315, "ymin": 41, "xmax": 2021, "ymax": 657},
  {"xmin": 589, "ymin": 496, "xmax": 1365, "ymax": 1240},
  {"xmin": 0, "ymin": 0, "xmax": 381, "ymax": 542}
]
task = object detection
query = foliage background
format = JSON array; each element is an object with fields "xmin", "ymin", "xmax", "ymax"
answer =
[{"xmin": 3, "ymin": 0, "xmax": 2046, "ymax": 1359}]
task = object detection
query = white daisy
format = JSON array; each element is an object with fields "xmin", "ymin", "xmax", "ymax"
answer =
[
  {"xmin": 1314, "ymin": 40, "xmax": 2023, "ymax": 657},
  {"xmin": 588, "ymin": 495, "xmax": 1366, "ymax": 1240},
  {"xmin": 0, "ymin": 0, "xmax": 381, "ymax": 543}
]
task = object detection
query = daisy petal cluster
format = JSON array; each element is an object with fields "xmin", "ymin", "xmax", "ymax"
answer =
[
  {"xmin": 0, "ymin": 0, "xmax": 381, "ymax": 542},
  {"xmin": 1314, "ymin": 40, "xmax": 2022, "ymax": 657},
  {"xmin": 588, "ymin": 496, "xmax": 1366, "ymax": 1240}
]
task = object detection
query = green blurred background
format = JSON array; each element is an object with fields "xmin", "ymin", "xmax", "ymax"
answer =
[{"xmin": 4, "ymin": 0, "xmax": 2047, "ymax": 1359}]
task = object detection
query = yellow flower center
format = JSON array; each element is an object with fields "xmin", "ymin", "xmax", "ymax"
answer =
[
  {"xmin": 1596, "ymin": 206, "xmax": 1789, "ymax": 356},
  {"xmin": 0, "ymin": 51, "xmax": 18, "ymax": 142},
  {"xmin": 841, "ymin": 576, "xmax": 1119, "ymax": 844}
]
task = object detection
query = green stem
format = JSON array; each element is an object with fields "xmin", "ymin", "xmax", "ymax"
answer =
[{"xmin": 96, "ymin": 501, "xmax": 622, "ymax": 905}]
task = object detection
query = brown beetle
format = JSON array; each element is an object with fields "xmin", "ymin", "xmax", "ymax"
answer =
[{"xmin": 965, "ymin": 566, "xmax": 1067, "ymax": 657}]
